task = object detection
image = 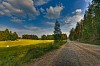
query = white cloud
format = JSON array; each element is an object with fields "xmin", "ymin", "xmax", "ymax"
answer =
[
  {"xmin": 72, "ymin": 9, "xmax": 82, "ymax": 14},
  {"xmin": 0, "ymin": 0, "xmax": 40, "ymax": 21},
  {"xmin": 65, "ymin": 15, "xmax": 83, "ymax": 26},
  {"xmin": 34, "ymin": 0, "xmax": 50, "ymax": 6},
  {"xmin": 0, "ymin": 4, "xmax": 5, "ymax": 10},
  {"xmin": 62, "ymin": 13, "xmax": 84, "ymax": 36},
  {"xmin": 2, "ymin": 2, "xmax": 23, "ymax": 13},
  {"xmin": 24, "ymin": 25, "xmax": 39, "ymax": 30},
  {"xmin": 0, "ymin": 11, "xmax": 5, "ymax": 15},
  {"xmin": 10, "ymin": 17, "xmax": 25, "ymax": 23},
  {"xmin": 45, "ymin": 5, "xmax": 64, "ymax": 19},
  {"xmin": 84, "ymin": 0, "xmax": 90, "ymax": 2},
  {"xmin": 40, "ymin": 8, "xmax": 45, "ymax": 13},
  {"xmin": 46, "ymin": 22, "xmax": 55, "ymax": 26}
]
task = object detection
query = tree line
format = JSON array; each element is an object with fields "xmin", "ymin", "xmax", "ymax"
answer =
[
  {"xmin": 22, "ymin": 34, "xmax": 38, "ymax": 40},
  {"xmin": 0, "ymin": 20, "xmax": 67, "ymax": 41},
  {"xmin": 0, "ymin": 29, "xmax": 18, "ymax": 41},
  {"xmin": 22, "ymin": 20, "xmax": 67, "ymax": 41},
  {"xmin": 69, "ymin": 0, "xmax": 100, "ymax": 45},
  {"xmin": 22, "ymin": 34, "xmax": 67, "ymax": 40}
]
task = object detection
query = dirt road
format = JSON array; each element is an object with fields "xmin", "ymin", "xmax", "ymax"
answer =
[{"xmin": 27, "ymin": 41, "xmax": 100, "ymax": 66}]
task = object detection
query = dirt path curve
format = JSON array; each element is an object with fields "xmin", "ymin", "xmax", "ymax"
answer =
[{"xmin": 26, "ymin": 41, "xmax": 100, "ymax": 66}]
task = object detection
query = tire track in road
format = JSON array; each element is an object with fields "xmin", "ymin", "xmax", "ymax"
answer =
[
  {"xmin": 27, "ymin": 42, "xmax": 100, "ymax": 66},
  {"xmin": 51, "ymin": 42, "xmax": 100, "ymax": 66},
  {"xmin": 72, "ymin": 42, "xmax": 100, "ymax": 66},
  {"xmin": 74, "ymin": 43, "xmax": 100, "ymax": 60},
  {"xmin": 51, "ymin": 42, "xmax": 82, "ymax": 66}
]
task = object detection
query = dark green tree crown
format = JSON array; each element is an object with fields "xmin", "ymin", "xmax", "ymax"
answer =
[{"xmin": 54, "ymin": 20, "xmax": 62, "ymax": 35}]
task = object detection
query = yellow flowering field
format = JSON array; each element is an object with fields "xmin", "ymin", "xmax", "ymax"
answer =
[{"xmin": 0, "ymin": 39, "xmax": 54, "ymax": 47}]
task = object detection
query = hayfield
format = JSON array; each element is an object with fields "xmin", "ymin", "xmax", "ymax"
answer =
[{"xmin": 0, "ymin": 39, "xmax": 54, "ymax": 47}]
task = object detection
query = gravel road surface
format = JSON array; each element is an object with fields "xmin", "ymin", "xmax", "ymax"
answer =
[{"xmin": 26, "ymin": 41, "xmax": 100, "ymax": 66}]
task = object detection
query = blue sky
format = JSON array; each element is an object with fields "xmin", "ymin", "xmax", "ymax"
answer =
[{"xmin": 0, "ymin": 0, "xmax": 92, "ymax": 37}]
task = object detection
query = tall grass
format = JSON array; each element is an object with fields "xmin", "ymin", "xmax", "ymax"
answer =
[{"xmin": 0, "ymin": 40, "xmax": 67, "ymax": 66}]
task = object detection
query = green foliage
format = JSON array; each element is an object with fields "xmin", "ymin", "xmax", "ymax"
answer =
[
  {"xmin": 12, "ymin": 32, "xmax": 18, "ymax": 40},
  {"xmin": 69, "ymin": 28, "xmax": 76, "ymax": 40},
  {"xmin": 22, "ymin": 34, "xmax": 38, "ymax": 40},
  {"xmin": 93, "ymin": 0, "xmax": 100, "ymax": 3},
  {"xmin": 69, "ymin": 0, "xmax": 100, "ymax": 45},
  {"xmin": 41, "ymin": 35, "xmax": 47, "ymax": 40},
  {"xmin": 61, "ymin": 34, "xmax": 67, "ymax": 40},
  {"xmin": 47, "ymin": 35, "xmax": 54, "ymax": 40},
  {"xmin": 54, "ymin": 20, "xmax": 62, "ymax": 42},
  {"xmin": 0, "ymin": 29, "xmax": 18, "ymax": 41},
  {"xmin": 41, "ymin": 34, "xmax": 67, "ymax": 40},
  {"xmin": 0, "ymin": 41, "xmax": 66, "ymax": 66}
]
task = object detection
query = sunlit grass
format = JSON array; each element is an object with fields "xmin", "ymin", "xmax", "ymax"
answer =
[
  {"xmin": 0, "ymin": 40, "xmax": 66, "ymax": 66},
  {"xmin": 0, "ymin": 39, "xmax": 54, "ymax": 47}
]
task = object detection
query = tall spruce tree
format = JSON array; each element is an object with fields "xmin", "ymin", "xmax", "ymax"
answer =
[
  {"xmin": 69, "ymin": 0, "xmax": 100, "ymax": 45},
  {"xmin": 54, "ymin": 20, "xmax": 62, "ymax": 42}
]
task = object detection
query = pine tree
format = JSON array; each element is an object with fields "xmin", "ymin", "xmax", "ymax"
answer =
[
  {"xmin": 69, "ymin": 0, "xmax": 100, "ymax": 44},
  {"xmin": 69, "ymin": 28, "xmax": 75, "ymax": 40},
  {"xmin": 54, "ymin": 20, "xmax": 62, "ymax": 42}
]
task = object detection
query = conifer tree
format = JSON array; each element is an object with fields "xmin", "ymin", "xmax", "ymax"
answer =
[
  {"xmin": 54, "ymin": 20, "xmax": 62, "ymax": 42},
  {"xmin": 69, "ymin": 0, "xmax": 100, "ymax": 44}
]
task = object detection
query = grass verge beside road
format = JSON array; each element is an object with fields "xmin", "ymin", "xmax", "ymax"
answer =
[{"xmin": 0, "ymin": 40, "xmax": 67, "ymax": 66}]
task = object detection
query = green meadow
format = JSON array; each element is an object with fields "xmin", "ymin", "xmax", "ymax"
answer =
[{"xmin": 0, "ymin": 40, "xmax": 66, "ymax": 66}]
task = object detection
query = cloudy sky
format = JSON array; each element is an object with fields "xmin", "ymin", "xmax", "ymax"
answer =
[{"xmin": 0, "ymin": 0, "xmax": 92, "ymax": 37}]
